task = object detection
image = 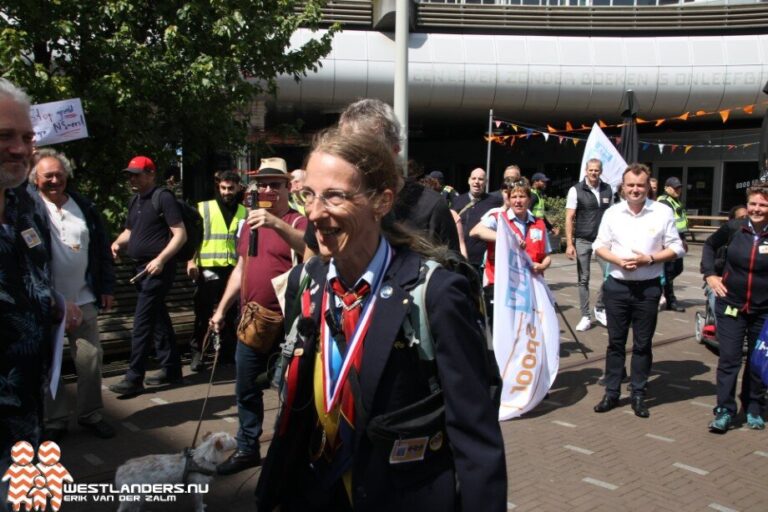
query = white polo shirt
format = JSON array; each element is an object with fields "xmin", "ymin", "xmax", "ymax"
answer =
[{"xmin": 592, "ymin": 199, "xmax": 685, "ymax": 281}]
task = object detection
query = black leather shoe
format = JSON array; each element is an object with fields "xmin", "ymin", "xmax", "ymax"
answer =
[
  {"xmin": 217, "ymin": 450, "xmax": 261, "ymax": 475},
  {"xmin": 666, "ymin": 302, "xmax": 686, "ymax": 313},
  {"xmin": 190, "ymin": 352, "xmax": 204, "ymax": 372},
  {"xmin": 145, "ymin": 370, "xmax": 184, "ymax": 386},
  {"xmin": 109, "ymin": 379, "xmax": 144, "ymax": 396},
  {"xmin": 78, "ymin": 419, "xmax": 116, "ymax": 439},
  {"xmin": 594, "ymin": 395, "xmax": 619, "ymax": 413},
  {"xmin": 631, "ymin": 396, "xmax": 650, "ymax": 418}
]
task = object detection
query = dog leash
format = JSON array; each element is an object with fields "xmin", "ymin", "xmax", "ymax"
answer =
[{"xmin": 190, "ymin": 326, "xmax": 221, "ymax": 449}]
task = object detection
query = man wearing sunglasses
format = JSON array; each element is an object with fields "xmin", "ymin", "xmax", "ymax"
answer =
[{"xmin": 210, "ymin": 157, "xmax": 307, "ymax": 475}]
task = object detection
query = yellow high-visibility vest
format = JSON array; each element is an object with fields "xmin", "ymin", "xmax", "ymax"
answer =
[{"xmin": 196, "ymin": 200, "xmax": 247, "ymax": 267}]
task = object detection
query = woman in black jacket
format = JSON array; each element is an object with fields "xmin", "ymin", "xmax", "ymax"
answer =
[
  {"xmin": 255, "ymin": 128, "xmax": 506, "ymax": 511},
  {"xmin": 701, "ymin": 185, "xmax": 768, "ymax": 433}
]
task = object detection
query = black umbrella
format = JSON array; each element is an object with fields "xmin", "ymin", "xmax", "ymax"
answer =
[
  {"xmin": 759, "ymin": 82, "xmax": 768, "ymax": 181},
  {"xmin": 618, "ymin": 90, "xmax": 639, "ymax": 165}
]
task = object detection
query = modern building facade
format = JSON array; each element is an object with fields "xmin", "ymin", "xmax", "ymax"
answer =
[{"xmin": 251, "ymin": 0, "xmax": 768, "ymax": 215}]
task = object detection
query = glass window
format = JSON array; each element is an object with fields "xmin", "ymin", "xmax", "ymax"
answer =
[{"xmin": 722, "ymin": 162, "xmax": 760, "ymax": 214}]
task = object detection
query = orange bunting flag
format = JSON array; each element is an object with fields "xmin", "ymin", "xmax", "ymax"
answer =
[
  {"xmin": 572, "ymin": 138, "xmax": 580, "ymax": 147},
  {"xmin": 695, "ymin": 110, "xmax": 708, "ymax": 117},
  {"xmin": 547, "ymin": 124, "xmax": 557, "ymax": 133},
  {"xmin": 598, "ymin": 120, "xmax": 608, "ymax": 128},
  {"xmin": 677, "ymin": 113, "xmax": 689, "ymax": 121},
  {"xmin": 719, "ymin": 110, "xmax": 730, "ymax": 123},
  {"xmin": 684, "ymin": 145, "xmax": 693, "ymax": 154},
  {"xmin": 655, "ymin": 119, "xmax": 666, "ymax": 127},
  {"xmin": 636, "ymin": 117, "xmax": 648, "ymax": 124},
  {"xmin": 566, "ymin": 121, "xmax": 574, "ymax": 132},
  {"xmin": 580, "ymin": 124, "xmax": 590, "ymax": 130},
  {"xmin": 744, "ymin": 104, "xmax": 755, "ymax": 115}
]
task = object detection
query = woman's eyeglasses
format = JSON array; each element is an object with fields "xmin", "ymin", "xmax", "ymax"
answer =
[{"xmin": 297, "ymin": 188, "xmax": 371, "ymax": 210}]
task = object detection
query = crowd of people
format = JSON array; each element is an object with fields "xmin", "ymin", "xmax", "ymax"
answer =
[{"xmin": 2, "ymin": 76, "xmax": 767, "ymax": 511}]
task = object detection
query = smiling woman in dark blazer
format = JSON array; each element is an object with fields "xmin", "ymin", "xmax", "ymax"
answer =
[{"xmin": 255, "ymin": 128, "xmax": 506, "ymax": 512}]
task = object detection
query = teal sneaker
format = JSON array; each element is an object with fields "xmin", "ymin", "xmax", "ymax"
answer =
[
  {"xmin": 746, "ymin": 413, "xmax": 765, "ymax": 430},
  {"xmin": 709, "ymin": 409, "xmax": 733, "ymax": 434}
]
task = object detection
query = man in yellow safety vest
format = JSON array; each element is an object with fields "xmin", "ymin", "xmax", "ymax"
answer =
[
  {"xmin": 187, "ymin": 170, "xmax": 247, "ymax": 370},
  {"xmin": 657, "ymin": 176, "xmax": 689, "ymax": 312}
]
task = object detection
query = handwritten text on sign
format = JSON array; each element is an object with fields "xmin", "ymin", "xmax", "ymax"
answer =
[{"xmin": 31, "ymin": 98, "xmax": 89, "ymax": 146}]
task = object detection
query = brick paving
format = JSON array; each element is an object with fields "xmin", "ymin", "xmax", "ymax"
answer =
[{"xmin": 50, "ymin": 244, "xmax": 768, "ymax": 511}]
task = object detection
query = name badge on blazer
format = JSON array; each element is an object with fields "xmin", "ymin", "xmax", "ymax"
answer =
[
  {"xmin": 389, "ymin": 437, "xmax": 428, "ymax": 464},
  {"xmin": 529, "ymin": 228, "xmax": 543, "ymax": 242},
  {"xmin": 21, "ymin": 228, "xmax": 42, "ymax": 248},
  {"xmin": 602, "ymin": 197, "xmax": 610, "ymax": 203}
]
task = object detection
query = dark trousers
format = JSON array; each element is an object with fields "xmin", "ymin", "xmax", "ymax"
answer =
[
  {"xmin": 662, "ymin": 257, "xmax": 684, "ymax": 303},
  {"xmin": 191, "ymin": 266, "xmax": 236, "ymax": 362},
  {"xmin": 602, "ymin": 276, "xmax": 662, "ymax": 399},
  {"xmin": 235, "ymin": 341, "xmax": 269, "ymax": 454},
  {"xmin": 483, "ymin": 285, "xmax": 495, "ymax": 330},
  {"xmin": 125, "ymin": 261, "xmax": 181, "ymax": 383},
  {"xmin": 714, "ymin": 300, "xmax": 768, "ymax": 416}
]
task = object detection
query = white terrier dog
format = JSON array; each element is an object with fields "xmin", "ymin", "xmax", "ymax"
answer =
[{"xmin": 115, "ymin": 432, "xmax": 236, "ymax": 512}]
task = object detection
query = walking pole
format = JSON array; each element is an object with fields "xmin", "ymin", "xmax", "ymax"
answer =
[{"xmin": 554, "ymin": 302, "xmax": 589, "ymax": 359}]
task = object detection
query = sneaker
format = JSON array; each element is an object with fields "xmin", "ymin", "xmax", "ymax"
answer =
[
  {"xmin": 108, "ymin": 379, "xmax": 144, "ymax": 396},
  {"xmin": 747, "ymin": 413, "xmax": 765, "ymax": 430},
  {"xmin": 708, "ymin": 408, "xmax": 733, "ymax": 434},
  {"xmin": 594, "ymin": 307, "xmax": 607, "ymax": 327},
  {"xmin": 575, "ymin": 316, "xmax": 592, "ymax": 332}
]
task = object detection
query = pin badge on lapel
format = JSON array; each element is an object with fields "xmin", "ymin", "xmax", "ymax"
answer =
[{"xmin": 380, "ymin": 285, "xmax": 393, "ymax": 299}]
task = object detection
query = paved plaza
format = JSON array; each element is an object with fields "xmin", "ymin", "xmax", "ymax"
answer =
[{"xmin": 52, "ymin": 244, "xmax": 768, "ymax": 511}]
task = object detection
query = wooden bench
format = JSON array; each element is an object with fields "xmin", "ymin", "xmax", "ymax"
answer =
[
  {"xmin": 64, "ymin": 262, "xmax": 196, "ymax": 358},
  {"xmin": 687, "ymin": 215, "xmax": 728, "ymax": 242}
]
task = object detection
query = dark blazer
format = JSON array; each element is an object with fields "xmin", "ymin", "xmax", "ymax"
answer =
[{"xmin": 257, "ymin": 248, "xmax": 507, "ymax": 512}]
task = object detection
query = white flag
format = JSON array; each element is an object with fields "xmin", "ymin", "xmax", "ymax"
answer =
[
  {"xmin": 493, "ymin": 218, "xmax": 560, "ymax": 420},
  {"xmin": 579, "ymin": 123, "xmax": 627, "ymax": 193}
]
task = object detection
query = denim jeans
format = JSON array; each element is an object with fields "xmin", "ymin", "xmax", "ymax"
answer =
[
  {"xmin": 235, "ymin": 341, "xmax": 270, "ymax": 454},
  {"xmin": 575, "ymin": 238, "xmax": 604, "ymax": 318}
]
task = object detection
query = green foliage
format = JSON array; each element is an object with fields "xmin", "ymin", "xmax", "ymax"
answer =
[
  {"xmin": 1, "ymin": 0, "xmax": 336, "ymax": 231},
  {"xmin": 544, "ymin": 195, "xmax": 566, "ymax": 233}
]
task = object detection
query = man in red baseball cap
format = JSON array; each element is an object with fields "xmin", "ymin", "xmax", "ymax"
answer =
[{"xmin": 109, "ymin": 155, "xmax": 187, "ymax": 396}]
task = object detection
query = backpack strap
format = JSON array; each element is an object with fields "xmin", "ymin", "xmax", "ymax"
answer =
[{"xmin": 403, "ymin": 259, "xmax": 441, "ymax": 394}]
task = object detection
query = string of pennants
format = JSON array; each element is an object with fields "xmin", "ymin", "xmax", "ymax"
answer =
[{"xmin": 486, "ymin": 101, "xmax": 767, "ymax": 154}]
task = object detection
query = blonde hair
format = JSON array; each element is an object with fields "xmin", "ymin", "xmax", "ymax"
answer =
[{"xmin": 310, "ymin": 128, "xmax": 445, "ymax": 259}]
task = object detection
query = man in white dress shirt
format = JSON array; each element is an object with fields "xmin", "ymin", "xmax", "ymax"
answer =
[{"xmin": 591, "ymin": 164, "xmax": 684, "ymax": 418}]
